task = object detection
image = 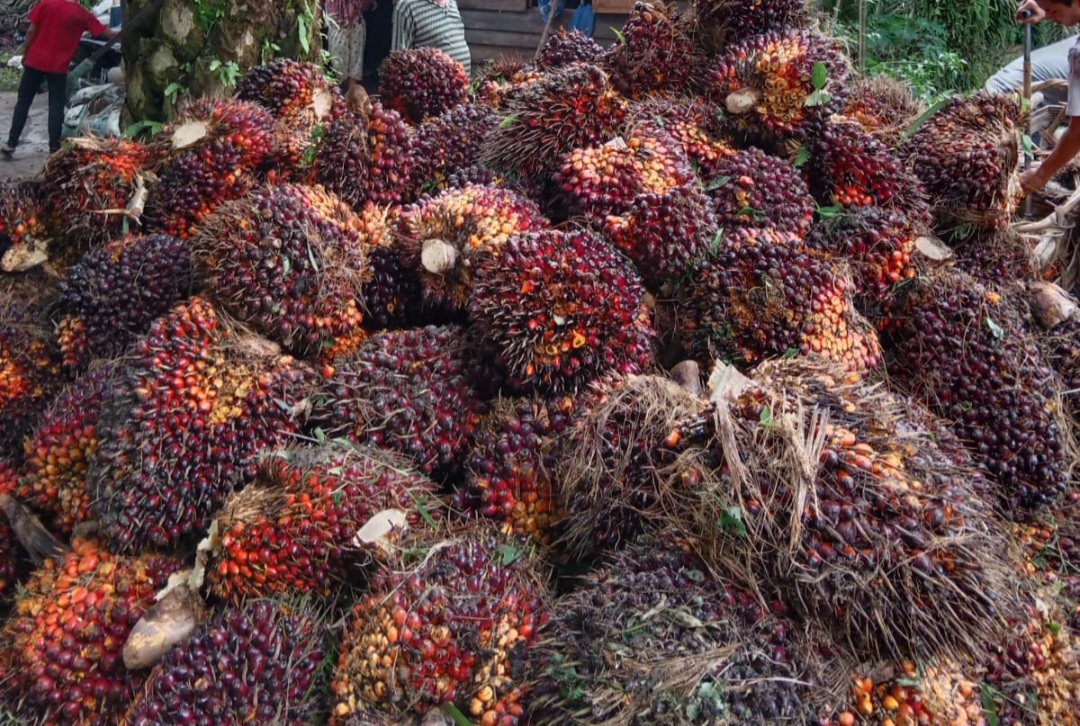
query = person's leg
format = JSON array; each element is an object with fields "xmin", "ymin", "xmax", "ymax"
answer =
[
  {"xmin": 5, "ymin": 66, "xmax": 45, "ymax": 154},
  {"xmin": 45, "ymin": 72, "xmax": 67, "ymax": 153}
]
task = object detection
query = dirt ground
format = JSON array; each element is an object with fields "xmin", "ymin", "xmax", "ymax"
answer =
[{"xmin": 0, "ymin": 90, "xmax": 52, "ymax": 181}]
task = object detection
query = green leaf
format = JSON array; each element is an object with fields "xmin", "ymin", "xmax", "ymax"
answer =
[
  {"xmin": 782, "ymin": 347, "xmax": 799, "ymax": 359},
  {"xmin": 313, "ymin": 427, "xmax": 327, "ymax": 443},
  {"xmin": 981, "ymin": 684, "xmax": 1000, "ymax": 726},
  {"xmin": 412, "ymin": 494, "xmax": 437, "ymax": 528},
  {"xmin": 298, "ymin": 12, "xmax": 311, "ymax": 55},
  {"xmin": 282, "ymin": 256, "xmax": 291, "ymax": 275},
  {"xmin": 163, "ymin": 82, "xmax": 183, "ymax": 99},
  {"xmin": 900, "ymin": 96, "xmax": 949, "ymax": 142},
  {"xmin": 804, "ymin": 89, "xmax": 832, "ymax": 108},
  {"xmin": 1049, "ymin": 621, "xmax": 1062, "ymax": 636},
  {"xmin": 704, "ymin": 175, "xmax": 730, "ymax": 192},
  {"xmin": 443, "ymin": 704, "xmax": 473, "ymax": 726},
  {"xmin": 792, "ymin": 144, "xmax": 811, "ymax": 168},
  {"xmin": 759, "ymin": 406, "xmax": 772, "ymax": 426},
  {"xmin": 498, "ymin": 544, "xmax": 523, "ymax": 566},
  {"xmin": 685, "ymin": 569, "xmax": 705, "ymax": 582},
  {"xmin": 306, "ymin": 243, "xmax": 320, "ymax": 273},
  {"xmin": 709, "ymin": 229, "xmax": 724, "ymax": 255},
  {"xmin": 612, "ymin": 27, "xmax": 626, "ymax": 44},
  {"xmin": 984, "ymin": 316, "xmax": 1004, "ymax": 339},
  {"xmin": 717, "ymin": 506, "xmax": 747, "ymax": 538},
  {"xmin": 816, "ymin": 204, "xmax": 843, "ymax": 219},
  {"xmin": 499, "ymin": 113, "xmax": 520, "ymax": 129},
  {"xmin": 332, "ymin": 491, "xmax": 343, "ymax": 507},
  {"xmin": 811, "ymin": 61, "xmax": 828, "ymax": 90},
  {"xmin": 209, "ymin": 59, "xmax": 222, "ymax": 71}
]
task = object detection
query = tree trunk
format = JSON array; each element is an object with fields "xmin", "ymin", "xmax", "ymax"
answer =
[{"xmin": 122, "ymin": 0, "xmax": 323, "ymax": 127}]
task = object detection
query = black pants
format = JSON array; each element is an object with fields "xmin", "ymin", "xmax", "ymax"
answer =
[{"xmin": 7, "ymin": 65, "xmax": 66, "ymax": 153}]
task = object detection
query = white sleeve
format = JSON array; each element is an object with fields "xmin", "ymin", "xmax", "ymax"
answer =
[{"xmin": 1067, "ymin": 45, "xmax": 1080, "ymax": 117}]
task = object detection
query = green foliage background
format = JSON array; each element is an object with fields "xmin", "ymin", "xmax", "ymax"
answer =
[{"xmin": 821, "ymin": 0, "xmax": 1071, "ymax": 102}]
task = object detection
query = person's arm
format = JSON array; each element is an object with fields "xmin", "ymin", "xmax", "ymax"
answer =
[
  {"xmin": 84, "ymin": 12, "xmax": 115, "ymax": 40},
  {"xmin": 1022, "ymin": 117, "xmax": 1080, "ymax": 195},
  {"xmin": 20, "ymin": 23, "xmax": 38, "ymax": 55},
  {"xmin": 391, "ymin": 2, "xmax": 412, "ymax": 51},
  {"xmin": 1016, "ymin": 0, "xmax": 1045, "ymax": 24}
]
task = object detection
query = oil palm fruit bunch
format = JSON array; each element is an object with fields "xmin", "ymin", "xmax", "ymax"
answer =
[
  {"xmin": 603, "ymin": 1, "xmax": 699, "ymax": 98},
  {"xmin": 16, "ymin": 365, "xmax": 115, "ymax": 536},
  {"xmin": 808, "ymin": 115, "xmax": 930, "ymax": 223},
  {"xmin": 806, "ymin": 207, "xmax": 919, "ymax": 303},
  {"xmin": 699, "ymin": 358, "xmax": 1017, "ymax": 661},
  {"xmin": 454, "ymin": 396, "xmax": 577, "ymax": 545},
  {"xmin": 315, "ymin": 101, "xmax": 420, "ymax": 209},
  {"xmin": 677, "ymin": 227, "xmax": 882, "ymax": 373},
  {"xmin": 0, "ymin": 180, "xmax": 51, "ymax": 270},
  {"xmin": 707, "ymin": 30, "xmax": 849, "ymax": 142},
  {"xmin": 143, "ymin": 100, "xmax": 278, "ymax": 240},
  {"xmin": 0, "ymin": 536, "xmax": 181, "ymax": 725},
  {"xmin": 191, "ymin": 184, "xmax": 370, "ymax": 360},
  {"xmin": 470, "ymin": 229, "xmax": 656, "ymax": 393},
  {"xmin": 899, "ymin": 91, "xmax": 1024, "ymax": 235},
  {"xmin": 354, "ymin": 204, "xmax": 428, "ymax": 330},
  {"xmin": 537, "ymin": 29, "xmax": 602, "ymax": 70},
  {"xmin": 120, "ymin": 599, "xmax": 328, "ymax": 725},
  {"xmin": 40, "ymin": 137, "xmax": 150, "ymax": 254},
  {"xmin": 835, "ymin": 661, "xmax": 983, "ymax": 726},
  {"xmin": 627, "ymin": 96, "xmax": 735, "ymax": 171},
  {"xmin": 842, "ymin": 75, "xmax": 925, "ymax": 147},
  {"xmin": 689, "ymin": 0, "xmax": 806, "ymax": 53},
  {"xmin": 396, "ymin": 184, "xmax": 548, "ymax": 316},
  {"xmin": 701, "ymin": 146, "xmax": 815, "ymax": 235},
  {"xmin": 378, "ymin": 48, "xmax": 470, "ymax": 123},
  {"xmin": 553, "ymin": 375, "xmax": 711, "ymax": 557},
  {"xmin": 0, "ymin": 460, "xmax": 22, "ymax": 598},
  {"xmin": 89, "ymin": 296, "xmax": 316, "ymax": 553},
  {"xmin": 330, "ymin": 526, "xmax": 547, "ymax": 725},
  {"xmin": 236, "ymin": 59, "xmax": 342, "ymax": 127},
  {"xmin": 0, "ymin": 275, "xmax": 62, "ymax": 460},
  {"xmin": 949, "ymin": 226, "xmax": 1034, "ymax": 285},
  {"xmin": 319, "ymin": 325, "xmax": 488, "ymax": 477},
  {"xmin": 471, "ymin": 60, "xmax": 543, "ymax": 112},
  {"xmin": 552, "ymin": 129, "xmax": 694, "ymax": 222},
  {"xmin": 412, "ymin": 103, "xmax": 499, "ymax": 193},
  {"xmin": 880, "ymin": 271, "xmax": 1066, "ymax": 506},
  {"xmin": 527, "ymin": 537, "xmax": 810, "ymax": 724},
  {"xmin": 482, "ymin": 63, "xmax": 629, "ymax": 181},
  {"xmin": 208, "ymin": 443, "xmax": 443, "ymax": 601},
  {"xmin": 601, "ymin": 182, "xmax": 719, "ymax": 290},
  {"xmin": 55, "ymin": 234, "xmax": 193, "ymax": 368}
]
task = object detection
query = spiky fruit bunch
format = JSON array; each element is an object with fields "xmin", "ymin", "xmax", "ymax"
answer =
[
  {"xmin": 900, "ymin": 92, "xmax": 1024, "ymax": 234},
  {"xmin": 602, "ymin": 183, "xmax": 718, "ymax": 289},
  {"xmin": 0, "ymin": 275, "xmax": 62, "ymax": 459},
  {"xmin": 455, "ymin": 397, "xmax": 577, "ymax": 544},
  {"xmin": 0, "ymin": 537, "xmax": 180, "ymax": 725},
  {"xmin": 330, "ymin": 527, "xmax": 546, "ymax": 724},
  {"xmin": 677, "ymin": 227, "xmax": 882, "ymax": 372},
  {"xmin": 843, "ymin": 75, "xmax": 925, "ymax": 147},
  {"xmin": 89, "ymin": 297, "xmax": 316, "ymax": 553},
  {"xmin": 1038, "ymin": 317, "xmax": 1080, "ymax": 426},
  {"xmin": 0, "ymin": 181, "xmax": 51, "ymax": 270},
  {"xmin": 354, "ymin": 205, "xmax": 427, "ymax": 330},
  {"xmin": 603, "ymin": 1, "xmax": 699, "ymax": 98},
  {"xmin": 40, "ymin": 137, "xmax": 150, "ymax": 252},
  {"xmin": 538, "ymin": 29, "xmax": 603, "ymax": 70},
  {"xmin": 397, "ymin": 184, "xmax": 548, "ymax": 315},
  {"xmin": 627, "ymin": 97, "xmax": 736, "ymax": 170},
  {"xmin": 209, "ymin": 444, "xmax": 442, "ymax": 601},
  {"xmin": 527, "ymin": 538, "xmax": 809, "ymax": 724},
  {"xmin": 471, "ymin": 62, "xmax": 543, "ymax": 112},
  {"xmin": 315, "ymin": 101, "xmax": 420, "ymax": 209},
  {"xmin": 471, "ymin": 229, "xmax": 655, "ymax": 393},
  {"xmin": 707, "ymin": 30, "xmax": 849, "ymax": 141},
  {"xmin": 412, "ymin": 103, "xmax": 499, "ymax": 193},
  {"xmin": 148, "ymin": 98, "xmax": 276, "ymax": 171},
  {"xmin": 321, "ymin": 325, "xmax": 487, "ymax": 476},
  {"xmin": 378, "ymin": 48, "xmax": 470, "ymax": 123},
  {"xmin": 695, "ymin": 358, "xmax": 1018, "ymax": 660},
  {"xmin": 121, "ymin": 599, "xmax": 327, "ymax": 725},
  {"xmin": 191, "ymin": 184, "xmax": 370, "ymax": 358},
  {"xmin": 482, "ymin": 63, "xmax": 629, "ymax": 181},
  {"xmin": 553, "ymin": 130, "xmax": 694, "ymax": 222},
  {"xmin": 881, "ymin": 271, "xmax": 1065, "ymax": 505},
  {"xmin": 806, "ymin": 207, "xmax": 919, "ymax": 302},
  {"xmin": 950, "ymin": 226, "xmax": 1034, "ymax": 285},
  {"xmin": 0, "ymin": 460, "xmax": 21, "ymax": 598},
  {"xmin": 17, "ymin": 366, "xmax": 114, "ymax": 535},
  {"xmin": 701, "ymin": 146, "xmax": 814, "ymax": 235},
  {"xmin": 690, "ymin": 0, "xmax": 806, "ymax": 51},
  {"xmin": 808, "ymin": 115, "xmax": 930, "ymax": 222},
  {"xmin": 56, "ymin": 234, "xmax": 193, "ymax": 364},
  {"xmin": 235, "ymin": 59, "xmax": 340, "ymax": 127}
]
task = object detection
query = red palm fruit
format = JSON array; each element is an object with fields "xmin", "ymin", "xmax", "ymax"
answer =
[
  {"xmin": 601, "ymin": 183, "xmax": 719, "ymax": 289},
  {"xmin": 56, "ymin": 234, "xmax": 193, "ymax": 366},
  {"xmin": 353, "ymin": 204, "xmax": 427, "ymax": 331},
  {"xmin": 949, "ymin": 227, "xmax": 1034, "ymax": 285},
  {"xmin": 701, "ymin": 146, "xmax": 815, "ymax": 236},
  {"xmin": 319, "ymin": 325, "xmax": 488, "ymax": 477},
  {"xmin": 470, "ymin": 229, "xmax": 656, "ymax": 394},
  {"xmin": 120, "ymin": 599, "xmax": 328, "ymax": 725},
  {"xmin": 235, "ymin": 59, "xmax": 343, "ymax": 126},
  {"xmin": 677, "ymin": 227, "xmax": 882, "ymax": 373},
  {"xmin": 330, "ymin": 526, "xmax": 548, "ymax": 724},
  {"xmin": 899, "ymin": 92, "xmax": 1025, "ymax": 235},
  {"xmin": 706, "ymin": 30, "xmax": 849, "ymax": 142},
  {"xmin": 208, "ymin": 444, "xmax": 443, "ymax": 601},
  {"xmin": 0, "ymin": 536, "xmax": 181, "ymax": 725},
  {"xmin": 397, "ymin": 184, "xmax": 548, "ymax": 315},
  {"xmin": 842, "ymin": 75, "xmax": 925, "ymax": 147},
  {"xmin": 879, "ymin": 270, "xmax": 1066, "ymax": 506},
  {"xmin": 18, "ymin": 365, "xmax": 115, "ymax": 535},
  {"xmin": 482, "ymin": 63, "xmax": 629, "ymax": 181},
  {"xmin": 0, "ymin": 180, "xmax": 53, "ymax": 273},
  {"xmin": 412, "ymin": 103, "xmax": 499, "ymax": 194},
  {"xmin": 627, "ymin": 96, "xmax": 737, "ymax": 171},
  {"xmin": 40, "ymin": 137, "xmax": 150, "ymax": 254},
  {"xmin": 538, "ymin": 29, "xmax": 602, "ymax": 70},
  {"xmin": 603, "ymin": 1, "xmax": 701, "ymax": 98},
  {"xmin": 191, "ymin": 184, "xmax": 370, "ymax": 359},
  {"xmin": 88, "ymin": 296, "xmax": 317, "ymax": 553},
  {"xmin": 689, "ymin": 0, "xmax": 806, "ymax": 52},
  {"xmin": 378, "ymin": 48, "xmax": 470, "ymax": 123}
]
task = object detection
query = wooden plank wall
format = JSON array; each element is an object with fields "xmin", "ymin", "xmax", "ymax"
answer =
[{"xmin": 464, "ymin": 8, "xmax": 627, "ymax": 66}]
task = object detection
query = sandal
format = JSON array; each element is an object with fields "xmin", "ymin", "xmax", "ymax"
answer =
[{"xmin": 0, "ymin": 146, "xmax": 13, "ymax": 159}]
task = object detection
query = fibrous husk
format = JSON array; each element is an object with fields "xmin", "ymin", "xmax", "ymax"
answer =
[{"xmin": 842, "ymin": 74, "xmax": 926, "ymax": 147}]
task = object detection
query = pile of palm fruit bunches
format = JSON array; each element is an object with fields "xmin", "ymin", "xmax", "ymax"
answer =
[{"xmin": 3, "ymin": 0, "xmax": 1080, "ymax": 724}]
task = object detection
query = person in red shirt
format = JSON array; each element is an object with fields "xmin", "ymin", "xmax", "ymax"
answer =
[{"xmin": 2, "ymin": 0, "xmax": 116, "ymax": 157}]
